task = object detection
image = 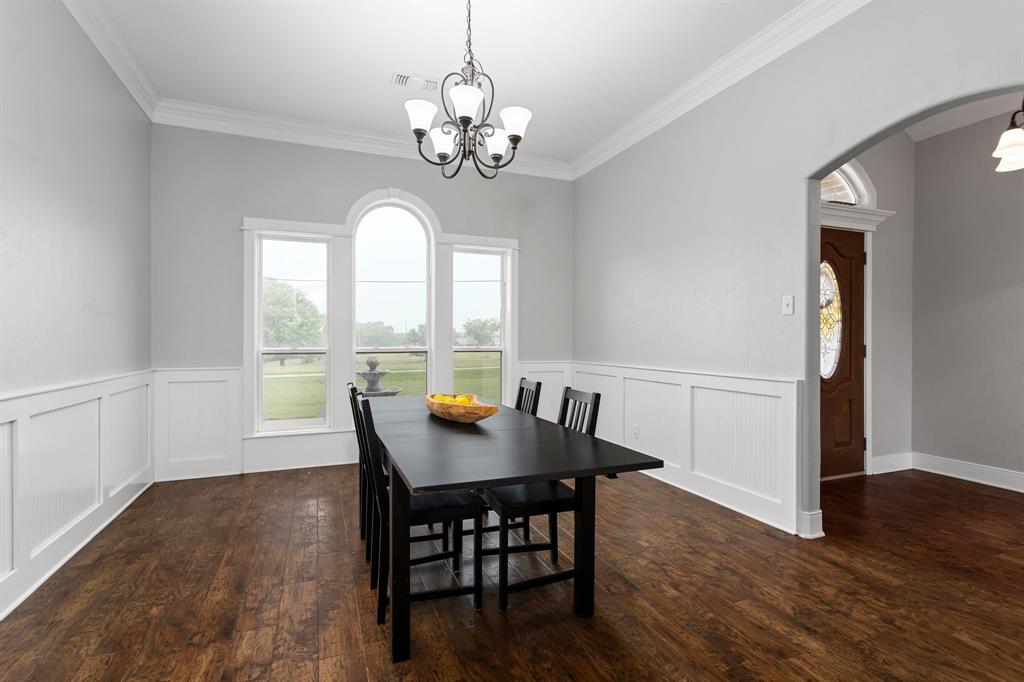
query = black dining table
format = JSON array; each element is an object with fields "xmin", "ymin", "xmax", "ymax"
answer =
[{"xmin": 370, "ymin": 396, "xmax": 664, "ymax": 662}]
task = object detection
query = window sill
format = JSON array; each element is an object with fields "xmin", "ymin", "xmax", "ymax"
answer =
[{"xmin": 245, "ymin": 427, "xmax": 355, "ymax": 440}]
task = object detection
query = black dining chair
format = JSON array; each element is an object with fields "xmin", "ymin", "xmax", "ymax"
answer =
[
  {"xmin": 479, "ymin": 386, "xmax": 601, "ymax": 612},
  {"xmin": 348, "ymin": 385, "xmax": 450, "ymax": 585},
  {"xmin": 514, "ymin": 377, "xmax": 542, "ymax": 416},
  {"xmin": 358, "ymin": 397, "xmax": 485, "ymax": 623}
]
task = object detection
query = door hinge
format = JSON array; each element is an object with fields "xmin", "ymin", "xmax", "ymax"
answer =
[
  {"xmin": 863, "ymin": 344, "xmax": 868, "ymax": 358},
  {"xmin": 863, "ymin": 251, "xmax": 868, "ymax": 265},
  {"xmin": 863, "ymin": 437, "xmax": 867, "ymax": 451}
]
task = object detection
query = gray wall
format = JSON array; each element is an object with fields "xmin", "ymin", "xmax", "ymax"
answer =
[
  {"xmin": 0, "ymin": 1, "xmax": 151, "ymax": 393},
  {"xmin": 149, "ymin": 125, "xmax": 574, "ymax": 368},
  {"xmin": 856, "ymin": 133, "xmax": 916, "ymax": 458},
  {"xmin": 572, "ymin": 0, "xmax": 1022, "ymax": 514},
  {"xmin": 913, "ymin": 115, "xmax": 1024, "ymax": 472}
]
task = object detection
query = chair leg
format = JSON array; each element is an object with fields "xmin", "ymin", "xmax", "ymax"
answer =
[
  {"xmin": 365, "ymin": 497, "xmax": 374, "ymax": 562},
  {"xmin": 369, "ymin": 506, "xmax": 380, "ymax": 589},
  {"xmin": 452, "ymin": 518, "xmax": 463, "ymax": 574},
  {"xmin": 473, "ymin": 513, "xmax": 483, "ymax": 610},
  {"xmin": 548, "ymin": 512, "xmax": 559, "ymax": 563},
  {"xmin": 499, "ymin": 514, "xmax": 509, "ymax": 613},
  {"xmin": 358, "ymin": 464, "xmax": 366, "ymax": 540},
  {"xmin": 376, "ymin": 523, "xmax": 389, "ymax": 624},
  {"xmin": 522, "ymin": 515, "xmax": 531, "ymax": 543}
]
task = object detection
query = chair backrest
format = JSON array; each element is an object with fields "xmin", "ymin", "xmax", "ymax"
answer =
[
  {"xmin": 348, "ymin": 383, "xmax": 368, "ymax": 461},
  {"xmin": 514, "ymin": 378, "xmax": 542, "ymax": 416},
  {"xmin": 557, "ymin": 386, "xmax": 601, "ymax": 436},
  {"xmin": 358, "ymin": 397, "xmax": 390, "ymax": 516}
]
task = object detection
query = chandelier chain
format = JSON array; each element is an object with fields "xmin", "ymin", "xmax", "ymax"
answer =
[{"xmin": 464, "ymin": 0, "xmax": 474, "ymax": 66}]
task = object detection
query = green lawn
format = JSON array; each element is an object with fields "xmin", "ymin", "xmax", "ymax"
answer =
[{"xmin": 263, "ymin": 352, "xmax": 503, "ymax": 423}]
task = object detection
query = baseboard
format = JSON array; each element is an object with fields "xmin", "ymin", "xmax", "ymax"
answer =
[
  {"xmin": 912, "ymin": 452, "xmax": 1024, "ymax": 494},
  {"xmin": 242, "ymin": 429, "xmax": 359, "ymax": 474},
  {"xmin": 797, "ymin": 510, "xmax": 824, "ymax": 539},
  {"xmin": 871, "ymin": 452, "xmax": 913, "ymax": 474}
]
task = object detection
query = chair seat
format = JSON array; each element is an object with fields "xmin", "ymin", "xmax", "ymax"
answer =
[
  {"xmin": 409, "ymin": 490, "xmax": 485, "ymax": 524},
  {"xmin": 481, "ymin": 481, "xmax": 576, "ymax": 516}
]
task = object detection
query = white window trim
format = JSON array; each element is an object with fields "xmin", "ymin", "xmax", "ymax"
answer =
[
  {"xmin": 452, "ymin": 244, "xmax": 518, "ymax": 405},
  {"xmin": 242, "ymin": 218, "xmax": 352, "ymax": 438}
]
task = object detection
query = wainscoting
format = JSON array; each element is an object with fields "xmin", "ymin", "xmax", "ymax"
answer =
[
  {"xmin": 569, "ymin": 362, "xmax": 803, "ymax": 535},
  {"xmin": 0, "ymin": 371, "xmax": 154, "ymax": 619}
]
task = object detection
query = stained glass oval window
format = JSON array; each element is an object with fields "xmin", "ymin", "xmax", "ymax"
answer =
[{"xmin": 819, "ymin": 261, "xmax": 842, "ymax": 378}]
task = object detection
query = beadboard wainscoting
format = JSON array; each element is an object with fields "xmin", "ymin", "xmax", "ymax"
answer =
[
  {"xmin": 571, "ymin": 362, "xmax": 804, "ymax": 535},
  {"xmin": 0, "ymin": 371, "xmax": 155, "ymax": 620}
]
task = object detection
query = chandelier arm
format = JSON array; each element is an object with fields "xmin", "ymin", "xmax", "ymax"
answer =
[
  {"xmin": 478, "ymin": 71, "xmax": 495, "ymax": 125},
  {"xmin": 441, "ymin": 148, "xmax": 466, "ymax": 179},
  {"xmin": 472, "ymin": 143, "xmax": 517, "ymax": 170},
  {"xmin": 416, "ymin": 139, "xmax": 462, "ymax": 167},
  {"xmin": 470, "ymin": 148, "xmax": 499, "ymax": 179}
]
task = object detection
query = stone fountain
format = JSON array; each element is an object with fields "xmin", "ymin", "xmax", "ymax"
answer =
[{"xmin": 357, "ymin": 355, "xmax": 402, "ymax": 397}]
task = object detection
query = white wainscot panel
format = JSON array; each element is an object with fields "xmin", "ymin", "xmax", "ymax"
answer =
[
  {"xmin": 104, "ymin": 385, "xmax": 150, "ymax": 497},
  {"xmin": 572, "ymin": 369, "xmax": 623, "ymax": 443},
  {"xmin": 622, "ymin": 378, "xmax": 684, "ymax": 468},
  {"xmin": 26, "ymin": 400, "xmax": 101, "ymax": 556},
  {"xmin": 0, "ymin": 370, "xmax": 155, "ymax": 620},
  {"xmin": 1, "ymin": 422, "xmax": 12, "ymax": 578},
  {"xmin": 155, "ymin": 370, "xmax": 242, "ymax": 481},
  {"xmin": 518, "ymin": 361, "xmax": 571, "ymax": 422},
  {"xmin": 243, "ymin": 430, "xmax": 359, "ymax": 474},
  {"xmin": 691, "ymin": 386, "xmax": 782, "ymax": 501}
]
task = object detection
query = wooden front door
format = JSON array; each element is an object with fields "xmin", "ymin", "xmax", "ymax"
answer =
[{"xmin": 820, "ymin": 227, "xmax": 865, "ymax": 478}]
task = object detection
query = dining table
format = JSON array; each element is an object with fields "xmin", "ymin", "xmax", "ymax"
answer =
[{"xmin": 369, "ymin": 395, "xmax": 664, "ymax": 662}]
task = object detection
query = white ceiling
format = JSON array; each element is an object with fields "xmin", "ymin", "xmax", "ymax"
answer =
[{"xmin": 68, "ymin": 0, "xmax": 871, "ymax": 178}]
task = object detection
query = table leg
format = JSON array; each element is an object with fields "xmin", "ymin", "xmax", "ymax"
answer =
[
  {"xmin": 573, "ymin": 475, "xmax": 596, "ymax": 617},
  {"xmin": 389, "ymin": 464, "xmax": 411, "ymax": 662}
]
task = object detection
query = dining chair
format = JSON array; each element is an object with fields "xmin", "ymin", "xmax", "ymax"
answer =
[
  {"xmin": 349, "ymin": 386, "xmax": 450, "ymax": 585},
  {"xmin": 479, "ymin": 386, "xmax": 601, "ymax": 611},
  {"xmin": 358, "ymin": 397, "xmax": 485, "ymax": 623},
  {"xmin": 514, "ymin": 377, "xmax": 542, "ymax": 416}
]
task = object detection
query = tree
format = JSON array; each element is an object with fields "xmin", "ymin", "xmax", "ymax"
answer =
[
  {"xmin": 262, "ymin": 280, "xmax": 324, "ymax": 362},
  {"xmin": 404, "ymin": 324, "xmax": 426, "ymax": 347},
  {"xmin": 356, "ymin": 321, "xmax": 399, "ymax": 347},
  {"xmin": 462, "ymin": 318, "xmax": 499, "ymax": 346}
]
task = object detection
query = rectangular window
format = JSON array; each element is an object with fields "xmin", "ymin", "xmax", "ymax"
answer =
[
  {"xmin": 258, "ymin": 237, "xmax": 328, "ymax": 431},
  {"xmin": 453, "ymin": 250, "xmax": 504, "ymax": 404}
]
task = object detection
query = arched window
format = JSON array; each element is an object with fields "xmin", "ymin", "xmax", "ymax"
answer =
[
  {"xmin": 820, "ymin": 170, "xmax": 856, "ymax": 204},
  {"xmin": 354, "ymin": 206, "xmax": 430, "ymax": 396}
]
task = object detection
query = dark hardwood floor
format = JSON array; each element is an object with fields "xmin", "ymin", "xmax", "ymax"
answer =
[{"xmin": 1, "ymin": 466, "xmax": 1023, "ymax": 680}]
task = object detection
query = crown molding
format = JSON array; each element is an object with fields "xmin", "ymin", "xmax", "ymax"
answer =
[
  {"xmin": 569, "ymin": 0, "xmax": 873, "ymax": 178},
  {"xmin": 152, "ymin": 99, "xmax": 574, "ymax": 181},
  {"xmin": 63, "ymin": 0, "xmax": 158, "ymax": 117},
  {"xmin": 820, "ymin": 203, "xmax": 893, "ymax": 232}
]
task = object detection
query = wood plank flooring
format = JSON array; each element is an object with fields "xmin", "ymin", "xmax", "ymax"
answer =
[{"xmin": 2, "ymin": 466, "xmax": 1024, "ymax": 680}]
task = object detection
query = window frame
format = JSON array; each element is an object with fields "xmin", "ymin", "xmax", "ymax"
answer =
[
  {"xmin": 452, "ymin": 246, "xmax": 508, "ymax": 404},
  {"xmin": 256, "ymin": 233, "xmax": 332, "ymax": 433},
  {"xmin": 352, "ymin": 205, "xmax": 433, "ymax": 395}
]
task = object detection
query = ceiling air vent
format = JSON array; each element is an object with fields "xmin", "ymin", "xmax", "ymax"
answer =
[{"xmin": 390, "ymin": 72, "xmax": 440, "ymax": 93}]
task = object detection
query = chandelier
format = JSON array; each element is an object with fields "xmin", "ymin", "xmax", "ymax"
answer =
[
  {"xmin": 403, "ymin": 0, "xmax": 532, "ymax": 179},
  {"xmin": 992, "ymin": 93, "xmax": 1024, "ymax": 172}
]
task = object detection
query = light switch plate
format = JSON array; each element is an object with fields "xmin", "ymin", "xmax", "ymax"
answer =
[{"xmin": 782, "ymin": 295, "xmax": 794, "ymax": 316}]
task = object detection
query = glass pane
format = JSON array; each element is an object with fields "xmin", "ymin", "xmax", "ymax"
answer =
[
  {"xmin": 355, "ymin": 207, "xmax": 427, "ymax": 282},
  {"xmin": 819, "ymin": 262, "xmax": 843, "ymax": 379},
  {"xmin": 454, "ymin": 351, "xmax": 501, "ymax": 404},
  {"xmin": 820, "ymin": 171, "xmax": 856, "ymax": 204},
  {"xmin": 261, "ymin": 239, "xmax": 327, "ymax": 348},
  {"xmin": 262, "ymin": 353, "xmax": 326, "ymax": 428},
  {"xmin": 453, "ymin": 252, "xmax": 502, "ymax": 348},
  {"xmin": 355, "ymin": 282, "xmax": 427, "ymax": 347},
  {"xmin": 354, "ymin": 352, "xmax": 427, "ymax": 397}
]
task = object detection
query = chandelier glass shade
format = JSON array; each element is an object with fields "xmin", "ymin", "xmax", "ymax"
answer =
[
  {"xmin": 404, "ymin": 0, "xmax": 532, "ymax": 179},
  {"xmin": 992, "ymin": 94, "xmax": 1024, "ymax": 173}
]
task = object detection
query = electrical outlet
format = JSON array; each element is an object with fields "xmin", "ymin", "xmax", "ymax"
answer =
[
  {"xmin": 782, "ymin": 295, "xmax": 794, "ymax": 316},
  {"xmin": 632, "ymin": 424, "xmax": 640, "ymax": 440}
]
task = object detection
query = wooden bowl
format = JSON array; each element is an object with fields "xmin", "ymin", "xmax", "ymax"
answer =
[{"xmin": 425, "ymin": 393, "xmax": 500, "ymax": 424}]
